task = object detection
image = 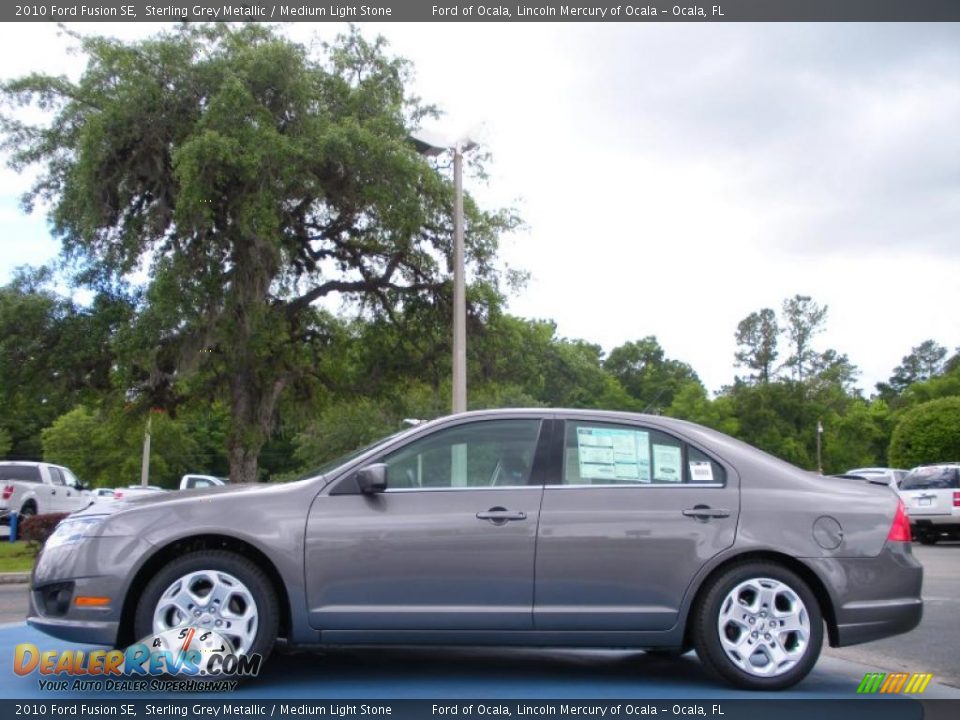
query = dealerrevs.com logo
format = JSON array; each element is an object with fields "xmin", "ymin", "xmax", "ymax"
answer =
[{"xmin": 14, "ymin": 627, "xmax": 262, "ymax": 692}]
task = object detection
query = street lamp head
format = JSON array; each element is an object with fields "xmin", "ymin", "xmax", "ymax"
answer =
[
  {"xmin": 409, "ymin": 136, "xmax": 445, "ymax": 157},
  {"xmin": 409, "ymin": 131, "xmax": 478, "ymax": 157}
]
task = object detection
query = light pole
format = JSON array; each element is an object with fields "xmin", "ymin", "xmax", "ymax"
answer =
[
  {"xmin": 816, "ymin": 419, "xmax": 823, "ymax": 475},
  {"xmin": 411, "ymin": 134, "xmax": 477, "ymax": 414}
]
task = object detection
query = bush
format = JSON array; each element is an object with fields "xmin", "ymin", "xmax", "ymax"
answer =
[
  {"xmin": 889, "ymin": 397, "xmax": 960, "ymax": 468},
  {"xmin": 19, "ymin": 512, "xmax": 70, "ymax": 550}
]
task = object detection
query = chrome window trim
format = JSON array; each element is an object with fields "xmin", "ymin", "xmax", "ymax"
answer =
[
  {"xmin": 548, "ymin": 483, "xmax": 725, "ymax": 490},
  {"xmin": 383, "ymin": 485, "xmax": 542, "ymax": 493}
]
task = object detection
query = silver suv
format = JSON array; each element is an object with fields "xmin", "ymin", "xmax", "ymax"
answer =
[{"xmin": 898, "ymin": 463, "xmax": 960, "ymax": 544}]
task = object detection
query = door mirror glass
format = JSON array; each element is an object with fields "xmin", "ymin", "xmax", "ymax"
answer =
[{"xmin": 356, "ymin": 464, "xmax": 388, "ymax": 494}]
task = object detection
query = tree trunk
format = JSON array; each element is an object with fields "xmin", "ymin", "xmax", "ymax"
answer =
[
  {"xmin": 227, "ymin": 443, "xmax": 261, "ymax": 484},
  {"xmin": 226, "ymin": 371, "xmax": 286, "ymax": 484}
]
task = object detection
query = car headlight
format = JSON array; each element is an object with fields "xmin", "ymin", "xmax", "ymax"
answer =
[{"xmin": 44, "ymin": 517, "xmax": 106, "ymax": 550}]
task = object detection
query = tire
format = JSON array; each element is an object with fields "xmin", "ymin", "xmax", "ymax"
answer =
[
  {"xmin": 133, "ymin": 550, "xmax": 279, "ymax": 674},
  {"xmin": 692, "ymin": 562, "xmax": 823, "ymax": 690},
  {"xmin": 19, "ymin": 502, "xmax": 37, "ymax": 518},
  {"xmin": 917, "ymin": 533, "xmax": 938, "ymax": 546}
]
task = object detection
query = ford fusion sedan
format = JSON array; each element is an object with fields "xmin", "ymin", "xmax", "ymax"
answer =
[{"xmin": 29, "ymin": 409, "xmax": 922, "ymax": 690}]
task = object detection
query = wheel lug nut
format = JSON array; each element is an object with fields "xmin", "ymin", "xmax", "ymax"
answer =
[{"xmin": 748, "ymin": 617, "xmax": 755, "ymax": 624}]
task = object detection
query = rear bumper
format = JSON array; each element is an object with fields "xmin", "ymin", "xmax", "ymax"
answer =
[
  {"xmin": 910, "ymin": 517, "xmax": 960, "ymax": 530},
  {"xmin": 803, "ymin": 541, "xmax": 923, "ymax": 647},
  {"xmin": 832, "ymin": 597, "xmax": 922, "ymax": 646}
]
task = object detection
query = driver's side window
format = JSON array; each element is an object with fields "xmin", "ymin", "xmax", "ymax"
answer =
[{"xmin": 382, "ymin": 420, "xmax": 542, "ymax": 490}]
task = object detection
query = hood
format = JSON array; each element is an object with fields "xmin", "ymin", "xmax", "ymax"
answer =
[{"xmin": 70, "ymin": 481, "xmax": 304, "ymax": 519}]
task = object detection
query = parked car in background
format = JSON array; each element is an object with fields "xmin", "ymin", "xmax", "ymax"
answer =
[
  {"xmin": 897, "ymin": 463, "xmax": 960, "ymax": 544},
  {"xmin": 180, "ymin": 474, "xmax": 228, "ymax": 490},
  {"xmin": 90, "ymin": 488, "xmax": 118, "ymax": 501},
  {"xmin": 29, "ymin": 410, "xmax": 922, "ymax": 690},
  {"xmin": 845, "ymin": 467, "xmax": 908, "ymax": 489},
  {"xmin": 0, "ymin": 461, "xmax": 93, "ymax": 521}
]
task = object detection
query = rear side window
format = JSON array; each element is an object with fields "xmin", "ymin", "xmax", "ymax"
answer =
[
  {"xmin": 0, "ymin": 465, "xmax": 42, "ymax": 483},
  {"xmin": 901, "ymin": 467, "xmax": 959, "ymax": 490},
  {"xmin": 562, "ymin": 422, "xmax": 726, "ymax": 486}
]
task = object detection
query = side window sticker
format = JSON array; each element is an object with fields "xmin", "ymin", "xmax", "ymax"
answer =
[
  {"xmin": 652, "ymin": 443, "xmax": 683, "ymax": 483},
  {"xmin": 576, "ymin": 426, "xmax": 651, "ymax": 483}
]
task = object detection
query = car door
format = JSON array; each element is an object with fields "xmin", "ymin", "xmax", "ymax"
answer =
[
  {"xmin": 44, "ymin": 466, "xmax": 69, "ymax": 513},
  {"xmin": 305, "ymin": 417, "xmax": 549, "ymax": 632},
  {"xmin": 534, "ymin": 418, "xmax": 740, "ymax": 631},
  {"xmin": 58, "ymin": 467, "xmax": 91, "ymax": 512}
]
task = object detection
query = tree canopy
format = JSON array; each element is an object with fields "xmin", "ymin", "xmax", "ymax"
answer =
[
  {"xmin": 888, "ymin": 397, "xmax": 960, "ymax": 468},
  {"xmin": 2, "ymin": 24, "xmax": 517, "ymax": 481}
]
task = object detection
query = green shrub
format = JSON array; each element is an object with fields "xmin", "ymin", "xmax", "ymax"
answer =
[{"xmin": 889, "ymin": 397, "xmax": 960, "ymax": 468}]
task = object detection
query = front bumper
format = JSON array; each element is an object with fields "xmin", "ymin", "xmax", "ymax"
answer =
[
  {"xmin": 27, "ymin": 614, "xmax": 120, "ymax": 646},
  {"xmin": 28, "ymin": 534, "xmax": 155, "ymax": 647}
]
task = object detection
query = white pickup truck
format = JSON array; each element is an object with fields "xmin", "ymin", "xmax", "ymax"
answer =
[{"xmin": 0, "ymin": 461, "xmax": 94, "ymax": 521}]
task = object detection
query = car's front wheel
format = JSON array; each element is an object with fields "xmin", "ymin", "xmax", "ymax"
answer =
[
  {"xmin": 692, "ymin": 562, "xmax": 823, "ymax": 690},
  {"xmin": 134, "ymin": 550, "xmax": 279, "ymax": 669}
]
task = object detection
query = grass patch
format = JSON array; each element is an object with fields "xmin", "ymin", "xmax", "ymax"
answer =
[{"xmin": 0, "ymin": 541, "xmax": 35, "ymax": 573}]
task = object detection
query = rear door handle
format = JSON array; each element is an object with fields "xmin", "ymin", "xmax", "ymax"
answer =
[
  {"xmin": 476, "ymin": 507, "xmax": 527, "ymax": 523},
  {"xmin": 682, "ymin": 506, "xmax": 731, "ymax": 520}
]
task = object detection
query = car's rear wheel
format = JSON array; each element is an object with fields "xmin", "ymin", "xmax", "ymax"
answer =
[
  {"xmin": 916, "ymin": 532, "xmax": 938, "ymax": 545},
  {"xmin": 134, "ymin": 550, "xmax": 278, "ymax": 670},
  {"xmin": 692, "ymin": 562, "xmax": 823, "ymax": 690}
]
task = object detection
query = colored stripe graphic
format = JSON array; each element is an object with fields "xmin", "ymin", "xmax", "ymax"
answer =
[
  {"xmin": 858, "ymin": 672, "xmax": 933, "ymax": 694},
  {"xmin": 857, "ymin": 673, "xmax": 885, "ymax": 694}
]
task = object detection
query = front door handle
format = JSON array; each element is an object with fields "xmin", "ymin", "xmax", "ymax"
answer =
[
  {"xmin": 476, "ymin": 507, "xmax": 527, "ymax": 524},
  {"xmin": 682, "ymin": 506, "xmax": 731, "ymax": 520}
]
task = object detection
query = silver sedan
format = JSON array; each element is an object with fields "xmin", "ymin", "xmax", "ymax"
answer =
[{"xmin": 29, "ymin": 409, "xmax": 922, "ymax": 690}]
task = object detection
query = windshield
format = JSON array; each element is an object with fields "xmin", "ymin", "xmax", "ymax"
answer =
[
  {"xmin": 901, "ymin": 466, "xmax": 959, "ymax": 490},
  {"xmin": 298, "ymin": 428, "xmax": 412, "ymax": 480}
]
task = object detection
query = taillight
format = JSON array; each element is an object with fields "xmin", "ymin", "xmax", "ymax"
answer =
[
  {"xmin": 887, "ymin": 499, "xmax": 912, "ymax": 542},
  {"xmin": 953, "ymin": 491, "xmax": 960, "ymax": 508},
  {"xmin": 114, "ymin": 490, "xmax": 123, "ymax": 499},
  {"xmin": 1, "ymin": 485, "xmax": 13, "ymax": 500}
]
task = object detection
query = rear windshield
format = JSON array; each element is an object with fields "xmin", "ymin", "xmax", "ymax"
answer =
[
  {"xmin": 0, "ymin": 464, "xmax": 42, "ymax": 482},
  {"xmin": 901, "ymin": 466, "xmax": 959, "ymax": 490}
]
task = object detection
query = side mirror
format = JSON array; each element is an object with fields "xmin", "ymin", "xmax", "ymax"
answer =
[{"xmin": 356, "ymin": 464, "xmax": 388, "ymax": 495}]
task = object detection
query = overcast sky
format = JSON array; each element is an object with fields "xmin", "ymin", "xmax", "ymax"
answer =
[{"xmin": 1, "ymin": 22, "xmax": 958, "ymax": 395}]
